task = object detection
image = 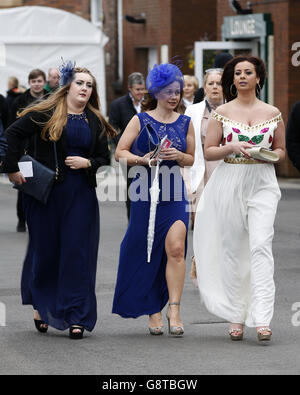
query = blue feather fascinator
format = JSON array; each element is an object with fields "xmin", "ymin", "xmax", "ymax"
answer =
[
  {"xmin": 59, "ymin": 59, "xmax": 76, "ymax": 86},
  {"xmin": 146, "ymin": 62, "xmax": 184, "ymax": 97}
]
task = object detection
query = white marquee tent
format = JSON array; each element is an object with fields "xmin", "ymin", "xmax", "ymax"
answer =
[{"xmin": 0, "ymin": 6, "xmax": 108, "ymax": 114}]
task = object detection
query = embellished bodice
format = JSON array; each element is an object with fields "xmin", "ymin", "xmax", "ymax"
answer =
[
  {"xmin": 137, "ymin": 112, "xmax": 190, "ymax": 155},
  {"xmin": 134, "ymin": 112, "xmax": 191, "ymax": 201},
  {"xmin": 66, "ymin": 112, "xmax": 91, "ymax": 157},
  {"xmin": 212, "ymin": 111, "xmax": 282, "ymax": 159}
]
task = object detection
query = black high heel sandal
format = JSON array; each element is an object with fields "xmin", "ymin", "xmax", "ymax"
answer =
[
  {"xmin": 34, "ymin": 319, "xmax": 48, "ymax": 333},
  {"xmin": 69, "ymin": 325, "xmax": 84, "ymax": 340}
]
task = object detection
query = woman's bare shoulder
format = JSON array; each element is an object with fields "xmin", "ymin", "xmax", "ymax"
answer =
[
  {"xmin": 128, "ymin": 114, "xmax": 140, "ymax": 124},
  {"xmin": 213, "ymin": 102, "xmax": 234, "ymax": 116},
  {"xmin": 259, "ymin": 102, "xmax": 281, "ymax": 117}
]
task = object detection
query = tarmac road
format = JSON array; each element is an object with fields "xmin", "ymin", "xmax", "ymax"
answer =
[{"xmin": 0, "ymin": 174, "xmax": 300, "ymax": 375}]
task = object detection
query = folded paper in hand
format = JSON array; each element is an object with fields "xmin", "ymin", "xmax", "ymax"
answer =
[
  {"xmin": 18, "ymin": 161, "xmax": 33, "ymax": 178},
  {"xmin": 246, "ymin": 147, "xmax": 279, "ymax": 163}
]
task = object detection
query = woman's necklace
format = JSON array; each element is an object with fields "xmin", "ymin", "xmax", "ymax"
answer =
[{"xmin": 151, "ymin": 110, "xmax": 175, "ymax": 124}]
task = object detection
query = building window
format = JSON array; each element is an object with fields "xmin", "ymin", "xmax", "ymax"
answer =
[{"xmin": 90, "ymin": 0, "xmax": 103, "ymax": 28}]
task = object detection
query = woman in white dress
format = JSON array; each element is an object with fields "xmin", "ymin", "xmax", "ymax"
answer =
[{"xmin": 193, "ymin": 56, "xmax": 285, "ymax": 342}]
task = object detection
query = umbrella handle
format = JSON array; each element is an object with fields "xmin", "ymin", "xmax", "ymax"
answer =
[
  {"xmin": 147, "ymin": 161, "xmax": 160, "ymax": 263},
  {"xmin": 148, "ymin": 158, "xmax": 156, "ymax": 168}
]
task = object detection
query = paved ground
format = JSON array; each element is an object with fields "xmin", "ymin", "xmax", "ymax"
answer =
[{"xmin": 0, "ymin": 173, "xmax": 300, "ymax": 375}]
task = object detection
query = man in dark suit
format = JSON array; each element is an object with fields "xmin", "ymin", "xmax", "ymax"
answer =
[
  {"xmin": 286, "ymin": 101, "xmax": 300, "ymax": 173},
  {"xmin": 109, "ymin": 72, "xmax": 145, "ymax": 144},
  {"xmin": 109, "ymin": 72, "xmax": 145, "ymax": 219}
]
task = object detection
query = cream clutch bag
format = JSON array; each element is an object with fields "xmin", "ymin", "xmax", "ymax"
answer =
[{"xmin": 246, "ymin": 147, "xmax": 279, "ymax": 162}]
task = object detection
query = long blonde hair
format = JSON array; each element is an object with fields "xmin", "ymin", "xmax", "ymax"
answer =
[{"xmin": 19, "ymin": 67, "xmax": 116, "ymax": 141}]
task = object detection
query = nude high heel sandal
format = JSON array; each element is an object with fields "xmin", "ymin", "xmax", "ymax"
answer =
[
  {"xmin": 149, "ymin": 326, "xmax": 164, "ymax": 336},
  {"xmin": 148, "ymin": 313, "xmax": 164, "ymax": 335},
  {"xmin": 166, "ymin": 302, "xmax": 184, "ymax": 337}
]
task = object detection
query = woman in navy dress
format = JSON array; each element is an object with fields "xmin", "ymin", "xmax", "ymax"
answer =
[
  {"xmin": 3, "ymin": 64, "xmax": 115, "ymax": 339},
  {"xmin": 112, "ymin": 63, "xmax": 195, "ymax": 336}
]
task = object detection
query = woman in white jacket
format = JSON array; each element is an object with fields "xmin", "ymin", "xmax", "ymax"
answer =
[{"xmin": 185, "ymin": 69, "xmax": 224, "ymax": 282}]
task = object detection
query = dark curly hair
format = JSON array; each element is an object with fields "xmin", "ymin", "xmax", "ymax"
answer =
[{"xmin": 222, "ymin": 56, "xmax": 266, "ymax": 102}]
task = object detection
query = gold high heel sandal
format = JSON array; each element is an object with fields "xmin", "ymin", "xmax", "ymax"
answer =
[
  {"xmin": 229, "ymin": 324, "xmax": 244, "ymax": 341},
  {"xmin": 257, "ymin": 327, "xmax": 272, "ymax": 342},
  {"xmin": 166, "ymin": 302, "xmax": 184, "ymax": 337}
]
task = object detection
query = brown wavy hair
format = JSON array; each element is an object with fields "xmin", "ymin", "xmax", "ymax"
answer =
[
  {"xmin": 222, "ymin": 56, "xmax": 266, "ymax": 102},
  {"xmin": 19, "ymin": 67, "xmax": 116, "ymax": 141}
]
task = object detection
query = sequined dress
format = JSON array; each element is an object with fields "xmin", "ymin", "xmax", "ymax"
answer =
[
  {"xmin": 112, "ymin": 112, "xmax": 191, "ymax": 318},
  {"xmin": 21, "ymin": 113, "xmax": 99, "ymax": 332},
  {"xmin": 193, "ymin": 111, "xmax": 282, "ymax": 327}
]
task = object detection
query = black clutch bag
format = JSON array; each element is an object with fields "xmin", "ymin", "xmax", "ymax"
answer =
[
  {"xmin": 131, "ymin": 123, "xmax": 160, "ymax": 157},
  {"xmin": 13, "ymin": 142, "xmax": 58, "ymax": 205}
]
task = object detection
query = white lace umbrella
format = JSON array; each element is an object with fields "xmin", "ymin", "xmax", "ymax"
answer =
[{"xmin": 147, "ymin": 161, "xmax": 160, "ymax": 263}]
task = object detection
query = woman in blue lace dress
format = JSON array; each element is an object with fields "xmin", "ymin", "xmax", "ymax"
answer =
[
  {"xmin": 4, "ymin": 65, "xmax": 115, "ymax": 339},
  {"xmin": 112, "ymin": 63, "xmax": 195, "ymax": 336}
]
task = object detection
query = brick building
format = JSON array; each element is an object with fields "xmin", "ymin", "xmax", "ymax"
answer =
[
  {"xmin": 122, "ymin": 0, "xmax": 217, "ymax": 87},
  {"xmin": 1, "ymin": 0, "xmax": 299, "ymax": 176},
  {"xmin": 0, "ymin": 0, "xmax": 90, "ymax": 17},
  {"xmin": 120, "ymin": 0, "xmax": 300, "ymax": 176}
]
